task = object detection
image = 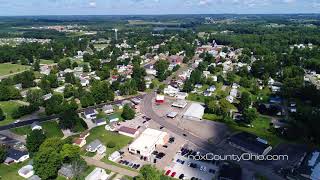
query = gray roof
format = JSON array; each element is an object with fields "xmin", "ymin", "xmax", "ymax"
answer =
[
  {"xmin": 84, "ymin": 108, "xmax": 96, "ymax": 115},
  {"xmin": 58, "ymin": 164, "xmax": 74, "ymax": 179},
  {"xmin": 103, "ymin": 105, "xmax": 113, "ymax": 111},
  {"xmin": 87, "ymin": 139, "xmax": 102, "ymax": 149},
  {"xmin": 7, "ymin": 148, "xmax": 28, "ymax": 161}
]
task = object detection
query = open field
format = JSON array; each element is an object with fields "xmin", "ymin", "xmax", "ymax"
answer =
[
  {"xmin": 0, "ymin": 63, "xmax": 30, "ymax": 76},
  {"xmin": 11, "ymin": 121, "xmax": 64, "ymax": 138},
  {"xmin": 0, "ymin": 101, "xmax": 22, "ymax": 126},
  {"xmin": 40, "ymin": 59, "xmax": 55, "ymax": 65}
]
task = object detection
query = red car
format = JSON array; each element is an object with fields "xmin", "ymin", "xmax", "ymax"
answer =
[
  {"xmin": 171, "ymin": 172, "xmax": 176, "ymax": 177},
  {"xmin": 165, "ymin": 170, "xmax": 171, "ymax": 176}
]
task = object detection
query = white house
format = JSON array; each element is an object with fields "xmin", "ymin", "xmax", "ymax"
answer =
[
  {"xmin": 164, "ymin": 85, "xmax": 179, "ymax": 96},
  {"xmin": 31, "ymin": 122, "xmax": 42, "ymax": 131},
  {"xmin": 86, "ymin": 139, "xmax": 103, "ymax": 153},
  {"xmin": 102, "ymin": 105, "xmax": 114, "ymax": 114},
  {"xmin": 108, "ymin": 151, "xmax": 121, "ymax": 162},
  {"xmin": 84, "ymin": 108, "xmax": 97, "ymax": 120},
  {"xmin": 85, "ymin": 167, "xmax": 109, "ymax": 180},
  {"xmin": 18, "ymin": 165, "xmax": 34, "ymax": 179}
]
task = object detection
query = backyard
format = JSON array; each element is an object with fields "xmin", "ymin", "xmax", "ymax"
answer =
[
  {"xmin": 11, "ymin": 121, "xmax": 64, "ymax": 138},
  {"xmin": 0, "ymin": 101, "xmax": 22, "ymax": 126},
  {"xmin": 0, "ymin": 63, "xmax": 30, "ymax": 76}
]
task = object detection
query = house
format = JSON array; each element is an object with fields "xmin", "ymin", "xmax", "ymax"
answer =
[
  {"xmin": 155, "ymin": 94, "xmax": 165, "ymax": 104},
  {"xmin": 183, "ymin": 103, "xmax": 205, "ymax": 121},
  {"xmin": 172, "ymin": 100, "xmax": 187, "ymax": 108},
  {"xmin": 296, "ymin": 150, "xmax": 320, "ymax": 180},
  {"xmin": 18, "ymin": 165, "xmax": 34, "ymax": 179},
  {"xmin": 167, "ymin": 55, "xmax": 183, "ymax": 65},
  {"xmin": 102, "ymin": 105, "xmax": 114, "ymax": 114},
  {"xmin": 164, "ymin": 85, "xmax": 179, "ymax": 96},
  {"xmin": 86, "ymin": 139, "xmax": 103, "ymax": 153},
  {"xmin": 207, "ymin": 85, "xmax": 216, "ymax": 92},
  {"xmin": 118, "ymin": 126, "xmax": 139, "ymax": 138},
  {"xmin": 80, "ymin": 78, "xmax": 90, "ymax": 87},
  {"xmin": 73, "ymin": 131, "xmax": 90, "ymax": 147},
  {"xmin": 108, "ymin": 114, "xmax": 119, "ymax": 123},
  {"xmin": 31, "ymin": 122, "xmax": 42, "ymax": 131},
  {"xmin": 43, "ymin": 93, "xmax": 52, "ymax": 101},
  {"xmin": 203, "ymin": 91, "xmax": 212, "ymax": 97},
  {"xmin": 4, "ymin": 149, "xmax": 29, "ymax": 164},
  {"xmin": 108, "ymin": 151, "xmax": 121, "ymax": 162},
  {"xmin": 226, "ymin": 95, "xmax": 234, "ymax": 103},
  {"xmin": 58, "ymin": 164, "xmax": 74, "ymax": 179},
  {"xmin": 230, "ymin": 89, "xmax": 238, "ymax": 98},
  {"xmin": 40, "ymin": 65, "xmax": 51, "ymax": 75},
  {"xmin": 176, "ymin": 92, "xmax": 188, "ymax": 100},
  {"xmin": 84, "ymin": 108, "xmax": 97, "ymax": 120},
  {"xmin": 14, "ymin": 83, "xmax": 22, "ymax": 90},
  {"xmin": 228, "ymin": 132, "xmax": 272, "ymax": 156},
  {"xmin": 85, "ymin": 167, "xmax": 109, "ymax": 180},
  {"xmin": 94, "ymin": 118, "xmax": 107, "ymax": 126}
]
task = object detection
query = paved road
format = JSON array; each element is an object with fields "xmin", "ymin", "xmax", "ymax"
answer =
[
  {"xmin": 140, "ymin": 92, "xmax": 285, "ymax": 180},
  {"xmin": 83, "ymin": 157, "xmax": 139, "ymax": 177},
  {"xmin": 0, "ymin": 94, "xmax": 145, "ymax": 131}
]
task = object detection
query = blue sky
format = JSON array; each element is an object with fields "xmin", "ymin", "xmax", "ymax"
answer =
[{"xmin": 0, "ymin": 0, "xmax": 319, "ymax": 15}]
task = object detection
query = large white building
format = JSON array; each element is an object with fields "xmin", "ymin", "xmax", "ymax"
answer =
[
  {"xmin": 128, "ymin": 128, "xmax": 169, "ymax": 160},
  {"xmin": 183, "ymin": 103, "xmax": 205, "ymax": 121}
]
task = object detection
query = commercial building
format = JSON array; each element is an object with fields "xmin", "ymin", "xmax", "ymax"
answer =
[
  {"xmin": 183, "ymin": 103, "xmax": 205, "ymax": 121},
  {"xmin": 128, "ymin": 128, "xmax": 169, "ymax": 160},
  {"xmin": 172, "ymin": 100, "xmax": 187, "ymax": 108}
]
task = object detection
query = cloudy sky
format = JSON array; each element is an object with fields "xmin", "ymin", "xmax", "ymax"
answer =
[{"xmin": 0, "ymin": 0, "xmax": 319, "ymax": 15}]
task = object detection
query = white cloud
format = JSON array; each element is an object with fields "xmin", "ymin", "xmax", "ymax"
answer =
[
  {"xmin": 89, "ymin": 0, "xmax": 96, "ymax": 8},
  {"xmin": 198, "ymin": 0, "xmax": 212, "ymax": 6}
]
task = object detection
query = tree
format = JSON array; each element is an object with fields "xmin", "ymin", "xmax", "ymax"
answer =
[
  {"xmin": 0, "ymin": 145, "xmax": 7, "ymax": 163},
  {"xmin": 243, "ymin": 108, "xmax": 258, "ymax": 123},
  {"xmin": 47, "ymin": 73, "xmax": 59, "ymax": 88},
  {"xmin": 155, "ymin": 60, "xmax": 169, "ymax": 81},
  {"xmin": 0, "ymin": 107, "xmax": 5, "ymax": 121},
  {"xmin": 239, "ymin": 91, "xmax": 251, "ymax": 111},
  {"xmin": 60, "ymin": 144, "xmax": 80, "ymax": 163},
  {"xmin": 121, "ymin": 104, "xmax": 135, "ymax": 120},
  {"xmin": 65, "ymin": 73, "xmax": 77, "ymax": 84},
  {"xmin": 33, "ymin": 59, "xmax": 40, "ymax": 71},
  {"xmin": 91, "ymin": 81, "xmax": 114, "ymax": 104},
  {"xmin": 26, "ymin": 129, "xmax": 46, "ymax": 157},
  {"xmin": 80, "ymin": 92, "xmax": 95, "ymax": 107},
  {"xmin": 26, "ymin": 89, "xmax": 43, "ymax": 107},
  {"xmin": 137, "ymin": 165, "xmax": 161, "ymax": 180},
  {"xmin": 96, "ymin": 65, "xmax": 110, "ymax": 80},
  {"xmin": 33, "ymin": 147, "xmax": 61, "ymax": 180}
]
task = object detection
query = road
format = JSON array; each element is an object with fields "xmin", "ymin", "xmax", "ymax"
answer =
[
  {"xmin": 83, "ymin": 157, "xmax": 139, "ymax": 177},
  {"xmin": 0, "ymin": 94, "xmax": 145, "ymax": 131},
  {"xmin": 140, "ymin": 92, "xmax": 285, "ymax": 180}
]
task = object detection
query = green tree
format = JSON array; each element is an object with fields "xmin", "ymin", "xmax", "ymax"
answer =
[
  {"xmin": 33, "ymin": 59, "xmax": 40, "ymax": 71},
  {"xmin": 60, "ymin": 144, "xmax": 80, "ymax": 163},
  {"xmin": 26, "ymin": 129, "xmax": 46, "ymax": 157},
  {"xmin": 243, "ymin": 108, "xmax": 258, "ymax": 123},
  {"xmin": 239, "ymin": 91, "xmax": 251, "ymax": 111},
  {"xmin": 26, "ymin": 89, "xmax": 43, "ymax": 107},
  {"xmin": 0, "ymin": 107, "xmax": 5, "ymax": 121},
  {"xmin": 137, "ymin": 165, "xmax": 161, "ymax": 180},
  {"xmin": 121, "ymin": 104, "xmax": 135, "ymax": 120},
  {"xmin": 0, "ymin": 145, "xmax": 7, "ymax": 163},
  {"xmin": 33, "ymin": 147, "xmax": 61, "ymax": 180},
  {"xmin": 155, "ymin": 60, "xmax": 169, "ymax": 81}
]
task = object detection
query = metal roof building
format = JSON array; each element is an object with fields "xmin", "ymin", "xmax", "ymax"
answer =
[{"xmin": 183, "ymin": 103, "xmax": 205, "ymax": 120}]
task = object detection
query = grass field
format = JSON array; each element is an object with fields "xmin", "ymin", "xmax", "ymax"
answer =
[
  {"xmin": 86, "ymin": 126, "xmax": 133, "ymax": 157},
  {"xmin": 0, "ymin": 63, "xmax": 30, "ymax": 76},
  {"xmin": 40, "ymin": 59, "xmax": 55, "ymax": 65},
  {"xmin": 0, "ymin": 161, "xmax": 28, "ymax": 180},
  {"xmin": 0, "ymin": 101, "xmax": 22, "ymax": 126},
  {"xmin": 11, "ymin": 121, "xmax": 64, "ymax": 138}
]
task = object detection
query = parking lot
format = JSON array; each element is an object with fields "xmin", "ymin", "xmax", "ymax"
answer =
[
  {"xmin": 164, "ymin": 146, "xmax": 220, "ymax": 180},
  {"xmin": 152, "ymin": 96, "xmax": 231, "ymax": 145}
]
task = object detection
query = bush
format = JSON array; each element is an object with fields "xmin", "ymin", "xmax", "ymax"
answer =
[{"xmin": 107, "ymin": 141, "xmax": 116, "ymax": 148}]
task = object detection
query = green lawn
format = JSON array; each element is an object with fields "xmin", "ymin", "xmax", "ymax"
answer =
[
  {"xmin": 0, "ymin": 161, "xmax": 29, "ymax": 180},
  {"xmin": 0, "ymin": 101, "xmax": 22, "ymax": 126},
  {"xmin": 11, "ymin": 121, "xmax": 63, "ymax": 138},
  {"xmin": 86, "ymin": 126, "xmax": 133, "ymax": 157},
  {"xmin": 0, "ymin": 63, "xmax": 30, "ymax": 76},
  {"xmin": 230, "ymin": 116, "xmax": 284, "ymax": 146},
  {"xmin": 40, "ymin": 59, "xmax": 55, "ymax": 65}
]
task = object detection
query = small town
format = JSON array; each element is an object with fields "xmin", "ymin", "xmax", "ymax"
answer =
[{"xmin": 0, "ymin": 2, "xmax": 320, "ymax": 180}]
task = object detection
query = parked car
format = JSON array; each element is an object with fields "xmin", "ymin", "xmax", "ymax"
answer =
[
  {"xmin": 171, "ymin": 172, "xmax": 176, "ymax": 177},
  {"xmin": 165, "ymin": 170, "xmax": 171, "ymax": 176},
  {"xmin": 179, "ymin": 174, "xmax": 185, "ymax": 179}
]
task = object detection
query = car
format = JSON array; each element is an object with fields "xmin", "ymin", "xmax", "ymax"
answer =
[
  {"xmin": 142, "ymin": 120, "xmax": 147, "ymax": 123},
  {"xmin": 160, "ymin": 126, "xmax": 164, "ymax": 129},
  {"xmin": 137, "ymin": 126, "xmax": 141, "ymax": 129},
  {"xmin": 0, "ymin": 135, "xmax": 6, "ymax": 140},
  {"xmin": 14, "ymin": 120, "xmax": 21, "ymax": 123},
  {"xmin": 183, "ymin": 133, "xmax": 187, "ymax": 137},
  {"xmin": 128, "ymin": 163, "xmax": 134, "ymax": 167},
  {"xmin": 119, "ymin": 160, "xmax": 124, "ymax": 164},
  {"xmin": 179, "ymin": 174, "xmax": 185, "ymax": 179},
  {"xmin": 169, "ymin": 137, "xmax": 175, "ymax": 143},
  {"xmin": 152, "ymin": 151, "xmax": 159, "ymax": 155},
  {"xmin": 163, "ymin": 145, "xmax": 168, "ymax": 148},
  {"xmin": 171, "ymin": 172, "xmax": 176, "ymax": 177},
  {"xmin": 200, "ymin": 166, "xmax": 207, "ymax": 172},
  {"xmin": 165, "ymin": 170, "xmax": 171, "ymax": 176},
  {"xmin": 176, "ymin": 159, "xmax": 185, "ymax": 164},
  {"xmin": 136, "ymin": 164, "xmax": 140, "ymax": 169},
  {"xmin": 209, "ymin": 169, "xmax": 216, "ymax": 174}
]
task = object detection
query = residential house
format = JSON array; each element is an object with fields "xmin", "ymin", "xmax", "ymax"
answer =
[
  {"xmin": 108, "ymin": 151, "xmax": 121, "ymax": 162},
  {"xmin": 164, "ymin": 85, "xmax": 179, "ymax": 96},
  {"xmin": 94, "ymin": 118, "xmax": 107, "ymax": 126},
  {"xmin": 73, "ymin": 131, "xmax": 90, "ymax": 147},
  {"xmin": 58, "ymin": 164, "xmax": 74, "ymax": 179},
  {"xmin": 86, "ymin": 139, "xmax": 103, "ymax": 153},
  {"xmin": 4, "ymin": 149, "xmax": 29, "ymax": 164},
  {"xmin": 155, "ymin": 94, "xmax": 165, "ymax": 104},
  {"xmin": 167, "ymin": 55, "xmax": 183, "ymax": 65},
  {"xmin": 118, "ymin": 126, "xmax": 139, "ymax": 138},
  {"xmin": 108, "ymin": 114, "xmax": 119, "ymax": 123},
  {"xmin": 85, "ymin": 167, "xmax": 109, "ymax": 180},
  {"xmin": 31, "ymin": 122, "xmax": 42, "ymax": 131},
  {"xmin": 102, "ymin": 105, "xmax": 114, "ymax": 114},
  {"xmin": 84, "ymin": 108, "xmax": 97, "ymax": 120}
]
